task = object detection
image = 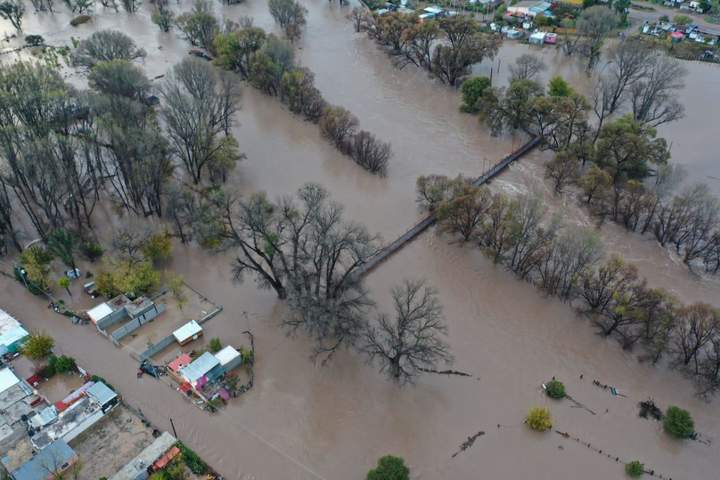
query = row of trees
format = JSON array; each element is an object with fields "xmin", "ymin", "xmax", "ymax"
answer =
[
  {"xmin": 0, "ymin": 30, "xmax": 242, "ymax": 252},
  {"xmin": 168, "ymin": 182, "xmax": 450, "ymax": 382},
  {"xmin": 212, "ymin": 19, "xmax": 392, "ymax": 175},
  {"xmin": 1, "ymin": 0, "xmax": 144, "ymax": 29},
  {"xmin": 419, "ymin": 176, "xmax": 720, "ymax": 396},
  {"xmin": 353, "ymin": 12, "xmax": 501, "ymax": 87}
]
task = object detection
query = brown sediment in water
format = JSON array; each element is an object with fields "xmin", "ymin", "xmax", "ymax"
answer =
[{"xmin": 1, "ymin": 1, "xmax": 720, "ymax": 479}]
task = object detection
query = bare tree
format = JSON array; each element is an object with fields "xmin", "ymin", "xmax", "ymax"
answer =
[
  {"xmin": 161, "ymin": 57, "xmax": 241, "ymax": 184},
  {"xmin": 575, "ymin": 6, "xmax": 619, "ymax": 70},
  {"xmin": 363, "ymin": 279, "xmax": 452, "ymax": 384},
  {"xmin": 348, "ymin": 7, "xmax": 368, "ymax": 33},
  {"xmin": 508, "ymin": 53, "xmax": 547, "ymax": 82},
  {"xmin": 71, "ymin": 30, "xmax": 146, "ymax": 69},
  {"xmin": 544, "ymin": 150, "xmax": 579, "ymax": 194},
  {"xmin": 349, "ymin": 130, "xmax": 392, "ymax": 176},
  {"xmin": 268, "ymin": 0, "xmax": 307, "ymax": 42},
  {"xmin": 176, "ymin": 0, "xmax": 220, "ymax": 51},
  {"xmin": 319, "ymin": 105, "xmax": 358, "ymax": 151},
  {"xmin": 436, "ymin": 184, "xmax": 491, "ymax": 242},
  {"xmin": 599, "ymin": 38, "xmax": 653, "ymax": 117},
  {"xmin": 629, "ymin": 53, "xmax": 686, "ymax": 128},
  {"xmin": 671, "ymin": 303, "xmax": 718, "ymax": 374}
]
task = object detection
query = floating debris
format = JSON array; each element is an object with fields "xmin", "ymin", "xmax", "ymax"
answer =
[
  {"xmin": 638, "ymin": 399, "xmax": 663, "ymax": 421},
  {"xmin": 420, "ymin": 368, "xmax": 473, "ymax": 378},
  {"xmin": 451, "ymin": 430, "xmax": 485, "ymax": 458}
]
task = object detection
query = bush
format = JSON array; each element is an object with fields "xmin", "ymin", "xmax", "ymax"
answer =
[
  {"xmin": 81, "ymin": 241, "xmax": 104, "ymax": 261},
  {"xmin": 525, "ymin": 407, "xmax": 552, "ymax": 431},
  {"xmin": 95, "ymin": 258, "xmax": 160, "ymax": 297},
  {"xmin": 208, "ymin": 337, "xmax": 222, "ymax": 353},
  {"xmin": 545, "ymin": 379, "xmax": 566, "ymax": 399},
  {"xmin": 177, "ymin": 442, "xmax": 209, "ymax": 475},
  {"xmin": 25, "ymin": 35, "xmax": 45, "ymax": 46},
  {"xmin": 663, "ymin": 406, "xmax": 694, "ymax": 439},
  {"xmin": 48, "ymin": 355, "xmax": 77, "ymax": 374},
  {"xmin": 625, "ymin": 460, "xmax": 644, "ymax": 477},
  {"xmin": 22, "ymin": 332, "xmax": 54, "ymax": 360},
  {"xmin": 366, "ymin": 455, "xmax": 409, "ymax": 480}
]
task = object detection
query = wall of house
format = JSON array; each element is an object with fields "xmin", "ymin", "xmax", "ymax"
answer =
[{"xmin": 110, "ymin": 304, "xmax": 166, "ymax": 343}]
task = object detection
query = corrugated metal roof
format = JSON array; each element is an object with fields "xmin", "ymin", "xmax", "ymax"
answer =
[
  {"xmin": 87, "ymin": 381, "xmax": 117, "ymax": 406},
  {"xmin": 214, "ymin": 345, "xmax": 240, "ymax": 367},
  {"xmin": 0, "ymin": 367, "xmax": 20, "ymax": 394},
  {"xmin": 173, "ymin": 320, "xmax": 203, "ymax": 343},
  {"xmin": 180, "ymin": 352, "xmax": 220, "ymax": 384}
]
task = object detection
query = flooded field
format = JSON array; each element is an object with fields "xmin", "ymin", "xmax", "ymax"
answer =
[{"xmin": 2, "ymin": 0, "xmax": 720, "ymax": 479}]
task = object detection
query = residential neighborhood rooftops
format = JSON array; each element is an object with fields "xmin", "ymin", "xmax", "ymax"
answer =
[
  {"xmin": 173, "ymin": 320, "xmax": 203, "ymax": 344},
  {"xmin": 180, "ymin": 352, "xmax": 220, "ymax": 384},
  {"xmin": 109, "ymin": 432, "xmax": 177, "ymax": 480},
  {"xmin": 0, "ymin": 367, "xmax": 21, "ymax": 394},
  {"xmin": 87, "ymin": 381, "xmax": 117, "ymax": 407},
  {"xmin": 214, "ymin": 345, "xmax": 241, "ymax": 367},
  {"xmin": 168, "ymin": 353, "xmax": 193, "ymax": 373},
  {"xmin": 0, "ymin": 309, "xmax": 29, "ymax": 351},
  {"xmin": 11, "ymin": 439, "xmax": 76, "ymax": 480}
]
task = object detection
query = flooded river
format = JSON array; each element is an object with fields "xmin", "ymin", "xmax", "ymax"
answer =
[{"xmin": 2, "ymin": 1, "xmax": 720, "ymax": 479}]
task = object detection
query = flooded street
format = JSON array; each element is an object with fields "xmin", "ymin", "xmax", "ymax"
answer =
[{"xmin": 2, "ymin": 1, "xmax": 720, "ymax": 479}]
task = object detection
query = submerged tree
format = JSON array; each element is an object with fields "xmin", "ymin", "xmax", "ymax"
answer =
[
  {"xmin": 161, "ymin": 57, "xmax": 242, "ymax": 184},
  {"xmin": 363, "ymin": 279, "xmax": 452, "ymax": 384},
  {"xmin": 176, "ymin": 0, "xmax": 220, "ymax": 51},
  {"xmin": 71, "ymin": 30, "xmax": 147, "ymax": 69},
  {"xmin": 268, "ymin": 0, "xmax": 307, "ymax": 43},
  {"xmin": 0, "ymin": 0, "xmax": 25, "ymax": 30}
]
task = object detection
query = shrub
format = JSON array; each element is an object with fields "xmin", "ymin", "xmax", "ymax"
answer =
[
  {"xmin": 208, "ymin": 337, "xmax": 222, "ymax": 353},
  {"xmin": 48, "ymin": 355, "xmax": 77, "ymax": 374},
  {"xmin": 25, "ymin": 35, "xmax": 45, "ymax": 46},
  {"xmin": 625, "ymin": 460, "xmax": 644, "ymax": 477},
  {"xmin": 525, "ymin": 407, "xmax": 552, "ymax": 431},
  {"xmin": 22, "ymin": 332, "xmax": 54, "ymax": 360},
  {"xmin": 663, "ymin": 406, "xmax": 694, "ymax": 439},
  {"xmin": 95, "ymin": 258, "xmax": 160, "ymax": 297},
  {"xmin": 177, "ymin": 442, "xmax": 209, "ymax": 475},
  {"xmin": 545, "ymin": 379, "xmax": 566, "ymax": 399},
  {"xmin": 366, "ymin": 455, "xmax": 409, "ymax": 480},
  {"xmin": 81, "ymin": 241, "xmax": 104, "ymax": 261}
]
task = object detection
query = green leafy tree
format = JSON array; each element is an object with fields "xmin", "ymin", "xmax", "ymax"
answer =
[
  {"xmin": 167, "ymin": 274, "xmax": 187, "ymax": 310},
  {"xmin": 663, "ymin": 406, "xmax": 694, "ymax": 439},
  {"xmin": 19, "ymin": 245, "xmax": 54, "ymax": 293},
  {"xmin": 673, "ymin": 15, "xmax": 692, "ymax": 26},
  {"xmin": 525, "ymin": 407, "xmax": 552, "ymax": 431},
  {"xmin": 460, "ymin": 76, "xmax": 491, "ymax": 113},
  {"xmin": 22, "ymin": 332, "xmax": 54, "ymax": 360},
  {"xmin": 95, "ymin": 258, "xmax": 160, "ymax": 297},
  {"xmin": 548, "ymin": 76, "xmax": 573, "ymax": 97},
  {"xmin": 367, "ymin": 455, "xmax": 409, "ymax": 480},
  {"xmin": 176, "ymin": 0, "xmax": 219, "ymax": 52},
  {"xmin": 58, "ymin": 276, "xmax": 72, "ymax": 297},
  {"xmin": 49, "ymin": 355, "xmax": 77, "ymax": 373},
  {"xmin": 143, "ymin": 232, "xmax": 172, "ymax": 263}
]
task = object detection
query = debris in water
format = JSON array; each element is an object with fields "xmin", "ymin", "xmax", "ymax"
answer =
[
  {"xmin": 638, "ymin": 399, "xmax": 663, "ymax": 421},
  {"xmin": 419, "ymin": 368, "xmax": 473, "ymax": 377},
  {"xmin": 451, "ymin": 431, "xmax": 485, "ymax": 458}
]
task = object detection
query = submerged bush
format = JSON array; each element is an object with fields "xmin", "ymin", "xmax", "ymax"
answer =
[
  {"xmin": 545, "ymin": 379, "xmax": 566, "ymax": 399},
  {"xmin": 366, "ymin": 455, "xmax": 409, "ymax": 480},
  {"xmin": 663, "ymin": 406, "xmax": 694, "ymax": 439},
  {"xmin": 625, "ymin": 460, "xmax": 644, "ymax": 477},
  {"xmin": 525, "ymin": 407, "xmax": 552, "ymax": 432}
]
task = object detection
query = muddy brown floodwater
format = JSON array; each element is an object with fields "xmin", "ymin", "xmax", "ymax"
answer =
[{"xmin": 2, "ymin": 1, "xmax": 720, "ymax": 479}]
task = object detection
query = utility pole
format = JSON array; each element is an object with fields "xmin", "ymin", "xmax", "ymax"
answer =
[{"xmin": 170, "ymin": 417, "xmax": 178, "ymax": 439}]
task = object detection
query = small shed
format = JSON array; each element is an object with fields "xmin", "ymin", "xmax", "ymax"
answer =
[
  {"xmin": 214, "ymin": 345, "xmax": 243, "ymax": 373},
  {"xmin": 172, "ymin": 320, "xmax": 203, "ymax": 346},
  {"xmin": 544, "ymin": 32, "xmax": 558, "ymax": 44},
  {"xmin": 86, "ymin": 302, "xmax": 114, "ymax": 325}
]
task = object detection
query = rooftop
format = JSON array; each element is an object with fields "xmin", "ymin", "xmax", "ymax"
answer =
[
  {"xmin": 0, "ymin": 367, "xmax": 21, "ymax": 394},
  {"xmin": 180, "ymin": 352, "xmax": 220, "ymax": 384},
  {"xmin": 11, "ymin": 439, "xmax": 76, "ymax": 480},
  {"xmin": 109, "ymin": 432, "xmax": 177, "ymax": 480},
  {"xmin": 214, "ymin": 345, "xmax": 241, "ymax": 367},
  {"xmin": 0, "ymin": 309, "xmax": 28, "ymax": 348},
  {"xmin": 173, "ymin": 320, "xmax": 203, "ymax": 343},
  {"xmin": 168, "ymin": 353, "xmax": 192, "ymax": 373},
  {"xmin": 87, "ymin": 302, "xmax": 114, "ymax": 323},
  {"xmin": 87, "ymin": 381, "xmax": 117, "ymax": 407}
]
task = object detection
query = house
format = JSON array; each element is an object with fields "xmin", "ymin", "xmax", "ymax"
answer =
[
  {"xmin": 10, "ymin": 439, "xmax": 78, "ymax": 480},
  {"xmin": 507, "ymin": 1, "xmax": 551, "ymax": 17},
  {"xmin": 109, "ymin": 432, "xmax": 177, "ymax": 480},
  {"xmin": 214, "ymin": 346, "xmax": 243, "ymax": 373},
  {"xmin": 31, "ymin": 381, "xmax": 117, "ymax": 450},
  {"xmin": 0, "ymin": 309, "xmax": 29, "ymax": 356},
  {"xmin": 172, "ymin": 320, "xmax": 203, "ymax": 346},
  {"xmin": 179, "ymin": 352, "xmax": 222, "ymax": 390},
  {"xmin": 544, "ymin": 32, "xmax": 558, "ymax": 44},
  {"xmin": 0, "ymin": 367, "xmax": 37, "ymax": 452},
  {"xmin": 167, "ymin": 353, "xmax": 192, "ymax": 376},
  {"xmin": 529, "ymin": 31, "xmax": 547, "ymax": 45}
]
